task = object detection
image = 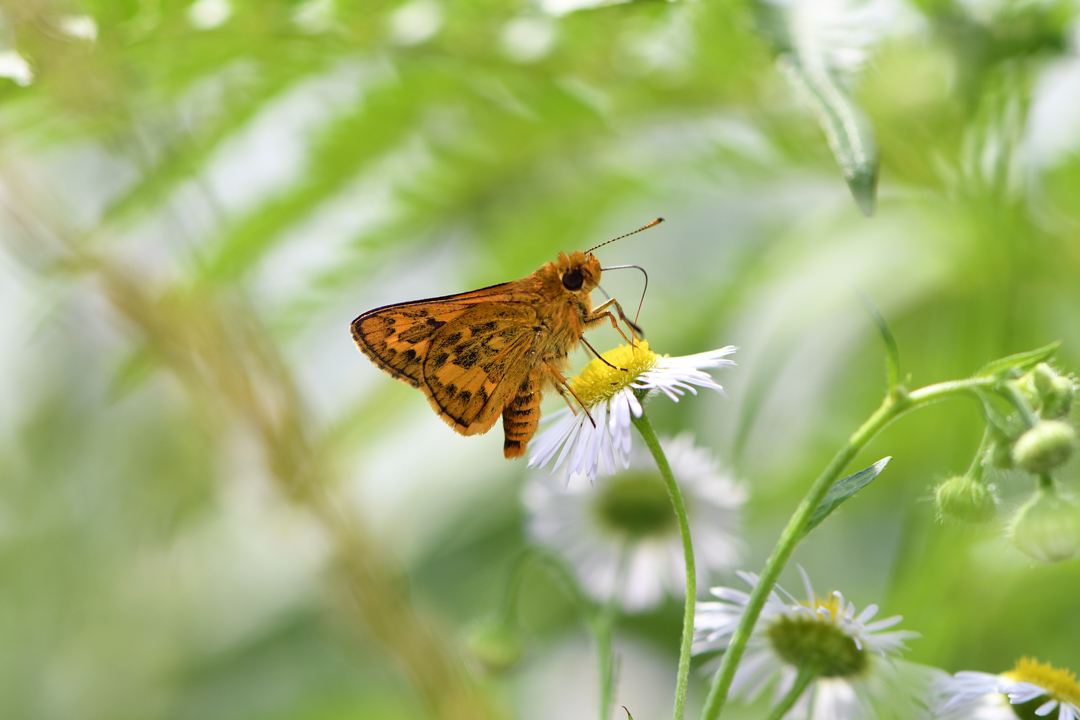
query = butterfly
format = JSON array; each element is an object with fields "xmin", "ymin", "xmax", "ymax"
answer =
[{"xmin": 351, "ymin": 220, "xmax": 660, "ymax": 459}]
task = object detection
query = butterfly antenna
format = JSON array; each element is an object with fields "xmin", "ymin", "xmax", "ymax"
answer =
[
  {"xmin": 585, "ymin": 218, "xmax": 664, "ymax": 254},
  {"xmin": 598, "ymin": 264, "xmax": 649, "ymax": 329}
]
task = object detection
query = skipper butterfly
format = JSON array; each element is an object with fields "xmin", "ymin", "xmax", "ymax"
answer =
[{"xmin": 351, "ymin": 220, "xmax": 661, "ymax": 459}]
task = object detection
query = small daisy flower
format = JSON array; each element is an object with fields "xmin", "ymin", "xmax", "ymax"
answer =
[
  {"xmin": 694, "ymin": 569, "xmax": 926, "ymax": 720},
  {"xmin": 523, "ymin": 433, "xmax": 746, "ymax": 612},
  {"xmin": 527, "ymin": 340, "xmax": 736, "ymax": 482},
  {"xmin": 935, "ymin": 657, "xmax": 1080, "ymax": 720}
]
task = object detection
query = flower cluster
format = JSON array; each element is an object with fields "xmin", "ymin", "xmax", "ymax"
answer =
[{"xmin": 508, "ymin": 339, "xmax": 1080, "ymax": 720}]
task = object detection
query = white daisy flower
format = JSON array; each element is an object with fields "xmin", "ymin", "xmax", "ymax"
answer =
[
  {"xmin": 694, "ymin": 568, "xmax": 927, "ymax": 720},
  {"xmin": 934, "ymin": 657, "xmax": 1080, "ymax": 720},
  {"xmin": 526, "ymin": 340, "xmax": 736, "ymax": 482},
  {"xmin": 523, "ymin": 433, "xmax": 746, "ymax": 612}
]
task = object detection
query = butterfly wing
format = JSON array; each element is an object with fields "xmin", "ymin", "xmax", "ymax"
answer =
[
  {"xmin": 352, "ymin": 304, "xmax": 458, "ymax": 389},
  {"xmin": 351, "ymin": 280, "xmax": 544, "ymax": 435},
  {"xmin": 423, "ymin": 304, "xmax": 539, "ymax": 435}
]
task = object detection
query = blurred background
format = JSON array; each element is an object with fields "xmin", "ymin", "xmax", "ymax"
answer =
[{"xmin": 2, "ymin": 0, "xmax": 1080, "ymax": 718}]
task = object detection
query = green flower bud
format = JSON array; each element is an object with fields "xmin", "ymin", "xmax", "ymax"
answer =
[
  {"xmin": 1033, "ymin": 364, "xmax": 1076, "ymax": 419},
  {"xmin": 934, "ymin": 475, "xmax": 998, "ymax": 524},
  {"xmin": 1012, "ymin": 420, "xmax": 1077, "ymax": 474},
  {"xmin": 464, "ymin": 617, "xmax": 524, "ymax": 675},
  {"xmin": 1010, "ymin": 488, "xmax": 1080, "ymax": 563},
  {"xmin": 1011, "ymin": 375, "xmax": 1042, "ymax": 413}
]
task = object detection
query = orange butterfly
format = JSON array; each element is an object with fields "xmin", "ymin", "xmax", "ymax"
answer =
[{"xmin": 351, "ymin": 220, "xmax": 660, "ymax": 459}]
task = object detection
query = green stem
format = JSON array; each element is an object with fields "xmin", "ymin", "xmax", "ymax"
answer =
[
  {"xmin": 1001, "ymin": 381, "xmax": 1039, "ymax": 430},
  {"xmin": 596, "ymin": 600, "xmax": 618, "ymax": 720},
  {"xmin": 764, "ymin": 667, "xmax": 817, "ymax": 720},
  {"xmin": 700, "ymin": 376, "xmax": 997, "ymax": 720},
  {"xmin": 965, "ymin": 426, "xmax": 993, "ymax": 482},
  {"xmin": 631, "ymin": 411, "xmax": 695, "ymax": 720},
  {"xmin": 596, "ymin": 550, "xmax": 630, "ymax": 720}
]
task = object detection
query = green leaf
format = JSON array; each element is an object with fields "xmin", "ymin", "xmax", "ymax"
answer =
[
  {"xmin": 855, "ymin": 289, "xmax": 900, "ymax": 392},
  {"xmin": 974, "ymin": 342, "xmax": 1062, "ymax": 380},
  {"xmin": 805, "ymin": 457, "xmax": 891, "ymax": 535},
  {"xmin": 755, "ymin": 0, "xmax": 880, "ymax": 216},
  {"xmin": 779, "ymin": 58, "xmax": 879, "ymax": 216},
  {"xmin": 623, "ymin": 707, "xmax": 635, "ymax": 720}
]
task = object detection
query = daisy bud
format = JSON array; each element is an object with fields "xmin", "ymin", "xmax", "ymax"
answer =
[
  {"xmin": 934, "ymin": 475, "xmax": 997, "ymax": 524},
  {"xmin": 1012, "ymin": 420, "xmax": 1077, "ymax": 474},
  {"xmin": 464, "ymin": 617, "xmax": 524, "ymax": 675},
  {"xmin": 1010, "ymin": 488, "xmax": 1080, "ymax": 563},
  {"xmin": 1033, "ymin": 363, "xmax": 1076, "ymax": 419}
]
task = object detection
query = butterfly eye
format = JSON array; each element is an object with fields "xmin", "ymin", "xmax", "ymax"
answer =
[{"xmin": 562, "ymin": 269, "xmax": 584, "ymax": 290}]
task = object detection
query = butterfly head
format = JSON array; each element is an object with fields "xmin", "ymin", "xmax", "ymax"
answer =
[{"xmin": 557, "ymin": 251, "xmax": 602, "ymax": 297}]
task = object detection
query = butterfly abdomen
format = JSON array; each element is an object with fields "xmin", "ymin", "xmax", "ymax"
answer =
[{"xmin": 502, "ymin": 375, "xmax": 540, "ymax": 459}]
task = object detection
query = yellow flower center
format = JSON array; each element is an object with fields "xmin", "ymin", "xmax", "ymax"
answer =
[
  {"xmin": 567, "ymin": 341, "xmax": 661, "ymax": 406},
  {"xmin": 802, "ymin": 594, "xmax": 845, "ymax": 623},
  {"xmin": 1004, "ymin": 657, "xmax": 1080, "ymax": 707}
]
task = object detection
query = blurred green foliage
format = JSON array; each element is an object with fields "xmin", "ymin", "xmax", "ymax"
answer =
[{"xmin": 2, "ymin": 0, "xmax": 1080, "ymax": 718}]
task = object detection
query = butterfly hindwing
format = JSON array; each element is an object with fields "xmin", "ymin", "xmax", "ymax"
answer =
[{"xmin": 424, "ymin": 304, "xmax": 540, "ymax": 435}]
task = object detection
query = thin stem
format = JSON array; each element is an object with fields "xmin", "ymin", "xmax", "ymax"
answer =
[
  {"xmin": 1003, "ymin": 384, "xmax": 1040, "ymax": 430},
  {"xmin": 965, "ymin": 426, "xmax": 993, "ymax": 482},
  {"xmin": 631, "ymin": 411, "xmax": 695, "ymax": 720},
  {"xmin": 596, "ymin": 550, "xmax": 630, "ymax": 720},
  {"xmin": 596, "ymin": 605, "xmax": 616, "ymax": 720},
  {"xmin": 764, "ymin": 667, "xmax": 817, "ymax": 720},
  {"xmin": 700, "ymin": 376, "xmax": 998, "ymax": 720}
]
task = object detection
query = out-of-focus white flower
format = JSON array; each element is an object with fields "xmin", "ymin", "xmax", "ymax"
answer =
[
  {"xmin": 523, "ymin": 433, "xmax": 746, "ymax": 612},
  {"xmin": 773, "ymin": 0, "xmax": 919, "ymax": 77},
  {"xmin": 388, "ymin": 0, "xmax": 443, "ymax": 46},
  {"xmin": 59, "ymin": 15, "xmax": 98, "ymax": 42},
  {"xmin": 292, "ymin": 0, "xmax": 336, "ymax": 34},
  {"xmin": 0, "ymin": 50, "xmax": 33, "ymax": 86},
  {"xmin": 527, "ymin": 340, "xmax": 735, "ymax": 482},
  {"xmin": 935, "ymin": 657, "xmax": 1080, "ymax": 720},
  {"xmin": 500, "ymin": 16, "xmax": 557, "ymax": 63},
  {"xmin": 188, "ymin": 0, "xmax": 232, "ymax": 29},
  {"xmin": 538, "ymin": 0, "xmax": 629, "ymax": 17},
  {"xmin": 694, "ymin": 569, "xmax": 926, "ymax": 719}
]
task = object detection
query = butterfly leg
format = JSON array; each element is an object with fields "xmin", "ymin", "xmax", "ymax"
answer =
[
  {"xmin": 587, "ymin": 298, "xmax": 643, "ymax": 346},
  {"xmin": 580, "ymin": 335, "xmax": 628, "ymax": 372},
  {"xmin": 545, "ymin": 361, "xmax": 596, "ymax": 428}
]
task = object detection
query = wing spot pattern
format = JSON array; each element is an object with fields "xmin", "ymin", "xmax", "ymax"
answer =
[{"xmin": 457, "ymin": 348, "xmax": 480, "ymax": 369}]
